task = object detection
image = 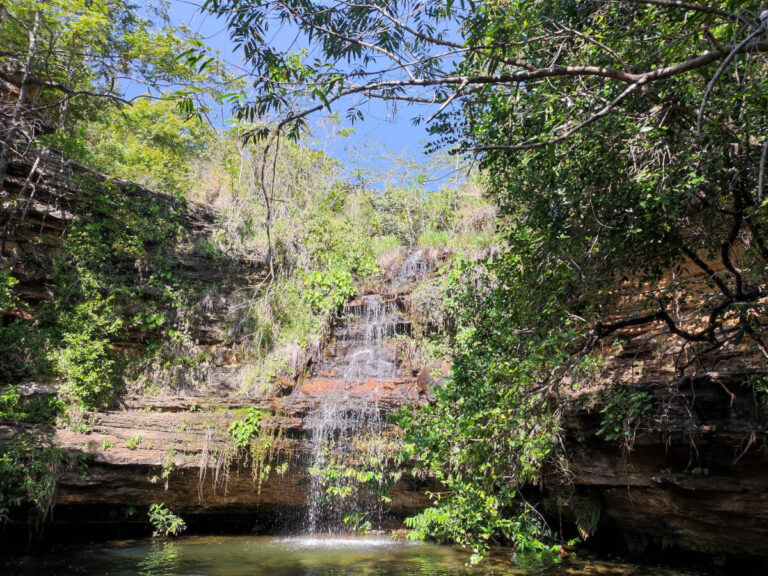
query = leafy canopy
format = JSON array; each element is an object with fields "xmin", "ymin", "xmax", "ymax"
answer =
[{"xmin": 203, "ymin": 0, "xmax": 768, "ymax": 558}]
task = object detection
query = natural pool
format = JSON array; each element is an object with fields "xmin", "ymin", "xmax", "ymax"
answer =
[{"xmin": 3, "ymin": 534, "xmax": 700, "ymax": 576}]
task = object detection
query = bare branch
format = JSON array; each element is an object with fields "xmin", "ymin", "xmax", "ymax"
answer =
[
  {"xmin": 425, "ymin": 79, "xmax": 467, "ymax": 124},
  {"xmin": 678, "ymin": 244, "xmax": 733, "ymax": 298}
]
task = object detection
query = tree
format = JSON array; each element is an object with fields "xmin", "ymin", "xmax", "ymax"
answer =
[
  {"xmin": 437, "ymin": 1, "xmax": 768, "ymax": 363},
  {"xmin": 0, "ymin": 0, "xmax": 231, "ymax": 253},
  {"xmin": 71, "ymin": 99, "xmax": 216, "ymax": 194},
  {"xmin": 421, "ymin": 3, "xmax": 768, "ymax": 551}
]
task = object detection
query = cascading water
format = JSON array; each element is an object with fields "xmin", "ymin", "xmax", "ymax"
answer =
[
  {"xmin": 342, "ymin": 295, "xmax": 399, "ymax": 383},
  {"xmin": 303, "ymin": 250, "xmax": 431, "ymax": 533},
  {"xmin": 306, "ymin": 400, "xmax": 342, "ymax": 534},
  {"xmin": 393, "ymin": 249, "xmax": 431, "ymax": 284}
]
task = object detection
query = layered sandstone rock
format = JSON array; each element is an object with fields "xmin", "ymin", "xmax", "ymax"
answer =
[{"xmin": 2, "ymin": 152, "xmax": 768, "ymax": 566}]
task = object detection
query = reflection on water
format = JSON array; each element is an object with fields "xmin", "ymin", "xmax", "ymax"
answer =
[
  {"xmin": 3, "ymin": 534, "xmax": 699, "ymax": 576},
  {"xmin": 137, "ymin": 541, "xmax": 181, "ymax": 576}
]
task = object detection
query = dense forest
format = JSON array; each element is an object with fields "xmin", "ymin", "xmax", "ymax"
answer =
[{"xmin": 1, "ymin": 0, "xmax": 768, "ymax": 573}]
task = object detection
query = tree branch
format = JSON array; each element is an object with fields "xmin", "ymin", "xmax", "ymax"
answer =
[
  {"xmin": 461, "ymin": 76, "xmax": 649, "ymax": 152},
  {"xmin": 612, "ymin": 0, "xmax": 752, "ymax": 26},
  {"xmin": 696, "ymin": 25, "xmax": 766, "ymax": 135}
]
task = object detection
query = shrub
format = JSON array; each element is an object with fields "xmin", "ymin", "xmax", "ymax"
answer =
[
  {"xmin": 596, "ymin": 387, "xmax": 652, "ymax": 451},
  {"xmin": 0, "ymin": 269, "xmax": 18, "ymax": 316},
  {"xmin": 227, "ymin": 408, "xmax": 264, "ymax": 449},
  {"xmin": 126, "ymin": 436, "xmax": 143, "ymax": 450},
  {"xmin": 148, "ymin": 503, "xmax": 186, "ymax": 537},
  {"xmin": 0, "ymin": 432, "xmax": 64, "ymax": 524}
]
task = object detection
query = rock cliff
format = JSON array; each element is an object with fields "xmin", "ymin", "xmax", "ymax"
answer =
[{"xmin": 2, "ymin": 153, "xmax": 767, "ymax": 569}]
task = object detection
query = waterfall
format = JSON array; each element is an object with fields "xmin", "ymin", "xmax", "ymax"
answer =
[
  {"xmin": 306, "ymin": 400, "xmax": 343, "ymax": 534},
  {"xmin": 393, "ymin": 249, "xmax": 431, "ymax": 285},
  {"xmin": 342, "ymin": 295, "xmax": 399, "ymax": 383},
  {"xmin": 303, "ymin": 250, "xmax": 431, "ymax": 533}
]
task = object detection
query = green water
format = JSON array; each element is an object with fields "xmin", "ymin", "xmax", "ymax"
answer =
[{"xmin": 3, "ymin": 534, "xmax": 699, "ymax": 576}]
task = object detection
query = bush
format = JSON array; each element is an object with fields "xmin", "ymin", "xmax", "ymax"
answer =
[
  {"xmin": 126, "ymin": 436, "xmax": 143, "ymax": 450},
  {"xmin": 0, "ymin": 320, "xmax": 51, "ymax": 385},
  {"xmin": 227, "ymin": 408, "xmax": 264, "ymax": 449},
  {"xmin": 0, "ymin": 269, "xmax": 18, "ymax": 316},
  {"xmin": 0, "ymin": 432, "xmax": 64, "ymax": 524},
  {"xmin": 51, "ymin": 284, "xmax": 124, "ymax": 408},
  {"xmin": 148, "ymin": 503, "xmax": 186, "ymax": 537}
]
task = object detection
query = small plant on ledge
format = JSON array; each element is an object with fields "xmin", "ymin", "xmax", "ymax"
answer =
[
  {"xmin": 125, "ymin": 435, "xmax": 143, "ymax": 450},
  {"xmin": 148, "ymin": 503, "xmax": 186, "ymax": 537}
]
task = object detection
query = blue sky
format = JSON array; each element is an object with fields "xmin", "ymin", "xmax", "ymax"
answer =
[{"xmin": 141, "ymin": 0, "xmax": 465, "ymax": 189}]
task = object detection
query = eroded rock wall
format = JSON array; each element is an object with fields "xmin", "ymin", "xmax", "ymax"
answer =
[
  {"xmin": 543, "ymin": 316, "xmax": 768, "ymax": 561},
  {"xmin": 3, "ymin": 152, "xmax": 768, "ymax": 568}
]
